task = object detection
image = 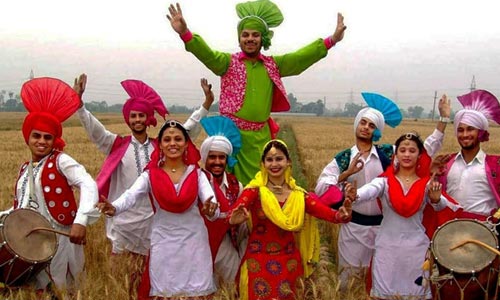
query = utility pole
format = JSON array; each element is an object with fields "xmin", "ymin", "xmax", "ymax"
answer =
[
  {"xmin": 431, "ymin": 91, "xmax": 438, "ymax": 121},
  {"xmin": 470, "ymin": 75, "xmax": 476, "ymax": 92}
]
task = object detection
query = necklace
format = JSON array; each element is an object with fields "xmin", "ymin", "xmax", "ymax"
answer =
[
  {"xmin": 398, "ymin": 175, "xmax": 417, "ymax": 183},
  {"xmin": 165, "ymin": 164, "xmax": 183, "ymax": 173},
  {"xmin": 267, "ymin": 179, "xmax": 285, "ymax": 195}
]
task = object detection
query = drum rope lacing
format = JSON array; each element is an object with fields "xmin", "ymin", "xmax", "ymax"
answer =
[{"xmin": 429, "ymin": 218, "xmax": 500, "ymax": 300}]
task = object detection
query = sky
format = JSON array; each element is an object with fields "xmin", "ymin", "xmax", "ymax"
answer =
[{"xmin": 1, "ymin": 0, "xmax": 500, "ymax": 112}]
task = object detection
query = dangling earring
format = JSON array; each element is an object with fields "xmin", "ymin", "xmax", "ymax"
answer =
[
  {"xmin": 183, "ymin": 148, "xmax": 188, "ymax": 163},
  {"xmin": 393, "ymin": 158, "xmax": 399, "ymax": 169}
]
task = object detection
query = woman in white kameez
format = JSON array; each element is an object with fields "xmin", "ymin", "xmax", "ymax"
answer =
[
  {"xmin": 98, "ymin": 120, "xmax": 219, "ymax": 300},
  {"xmin": 352, "ymin": 132, "xmax": 452, "ymax": 300}
]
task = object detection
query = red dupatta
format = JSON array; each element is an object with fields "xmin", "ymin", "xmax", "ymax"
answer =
[
  {"xmin": 149, "ymin": 165, "xmax": 199, "ymax": 213},
  {"xmin": 146, "ymin": 122, "xmax": 202, "ymax": 213},
  {"xmin": 382, "ymin": 151, "xmax": 432, "ymax": 218}
]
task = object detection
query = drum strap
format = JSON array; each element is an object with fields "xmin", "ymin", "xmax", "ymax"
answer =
[{"xmin": 26, "ymin": 160, "xmax": 42, "ymax": 210}]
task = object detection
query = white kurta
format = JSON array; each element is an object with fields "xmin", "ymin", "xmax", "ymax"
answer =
[
  {"xmin": 357, "ymin": 177, "xmax": 449, "ymax": 299},
  {"xmin": 11, "ymin": 152, "xmax": 99, "ymax": 290},
  {"xmin": 113, "ymin": 166, "xmax": 218, "ymax": 297},
  {"xmin": 446, "ymin": 149, "xmax": 497, "ymax": 215},
  {"xmin": 315, "ymin": 129, "xmax": 445, "ymax": 269},
  {"xmin": 77, "ymin": 106, "xmax": 207, "ymax": 255}
]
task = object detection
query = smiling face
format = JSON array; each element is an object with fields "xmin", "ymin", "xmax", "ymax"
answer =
[
  {"xmin": 205, "ymin": 150, "xmax": 227, "ymax": 178},
  {"xmin": 28, "ymin": 129, "xmax": 54, "ymax": 162},
  {"xmin": 159, "ymin": 126, "xmax": 187, "ymax": 161},
  {"xmin": 239, "ymin": 29, "xmax": 262, "ymax": 57},
  {"xmin": 456, "ymin": 122, "xmax": 481, "ymax": 151},
  {"xmin": 128, "ymin": 110, "xmax": 148, "ymax": 134},
  {"xmin": 263, "ymin": 146, "xmax": 290, "ymax": 182}
]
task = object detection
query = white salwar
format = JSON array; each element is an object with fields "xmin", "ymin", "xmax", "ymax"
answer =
[
  {"xmin": 77, "ymin": 106, "xmax": 207, "ymax": 255},
  {"xmin": 7, "ymin": 153, "xmax": 99, "ymax": 290},
  {"xmin": 357, "ymin": 177, "xmax": 449, "ymax": 300},
  {"xmin": 210, "ymin": 172, "xmax": 245, "ymax": 285},
  {"xmin": 113, "ymin": 166, "xmax": 218, "ymax": 298}
]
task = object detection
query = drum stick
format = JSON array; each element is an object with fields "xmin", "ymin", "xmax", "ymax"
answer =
[
  {"xmin": 26, "ymin": 227, "xmax": 71, "ymax": 238},
  {"xmin": 450, "ymin": 238, "xmax": 500, "ymax": 256}
]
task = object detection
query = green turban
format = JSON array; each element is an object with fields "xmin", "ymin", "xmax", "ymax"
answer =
[{"xmin": 236, "ymin": 0, "xmax": 284, "ymax": 50}]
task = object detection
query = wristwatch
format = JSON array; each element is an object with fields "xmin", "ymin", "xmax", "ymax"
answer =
[{"xmin": 439, "ymin": 116, "xmax": 450, "ymax": 123}]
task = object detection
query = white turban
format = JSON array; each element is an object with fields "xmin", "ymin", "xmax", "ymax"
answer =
[
  {"xmin": 354, "ymin": 107, "xmax": 385, "ymax": 133},
  {"xmin": 453, "ymin": 109, "xmax": 489, "ymax": 134},
  {"xmin": 200, "ymin": 136, "xmax": 233, "ymax": 164}
]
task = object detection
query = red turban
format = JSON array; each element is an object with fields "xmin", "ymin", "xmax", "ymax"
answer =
[
  {"xmin": 22, "ymin": 112, "xmax": 65, "ymax": 150},
  {"xmin": 20, "ymin": 77, "xmax": 81, "ymax": 151}
]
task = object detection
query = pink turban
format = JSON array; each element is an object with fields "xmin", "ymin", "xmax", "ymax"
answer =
[
  {"xmin": 121, "ymin": 79, "xmax": 168, "ymax": 127},
  {"xmin": 454, "ymin": 90, "xmax": 500, "ymax": 142}
]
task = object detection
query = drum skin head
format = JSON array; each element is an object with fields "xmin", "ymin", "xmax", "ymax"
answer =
[
  {"xmin": 431, "ymin": 219, "xmax": 498, "ymax": 273},
  {"xmin": 1, "ymin": 209, "xmax": 58, "ymax": 262}
]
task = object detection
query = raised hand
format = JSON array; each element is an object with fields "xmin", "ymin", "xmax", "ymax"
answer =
[
  {"xmin": 229, "ymin": 204, "xmax": 249, "ymax": 225},
  {"xmin": 347, "ymin": 152, "xmax": 364, "ymax": 176},
  {"xmin": 438, "ymin": 94, "xmax": 451, "ymax": 118},
  {"xmin": 73, "ymin": 73, "xmax": 87, "ymax": 108},
  {"xmin": 428, "ymin": 172, "xmax": 443, "ymax": 204},
  {"xmin": 166, "ymin": 3, "xmax": 189, "ymax": 35},
  {"xmin": 331, "ymin": 13, "xmax": 347, "ymax": 44},
  {"xmin": 200, "ymin": 78, "xmax": 214, "ymax": 110}
]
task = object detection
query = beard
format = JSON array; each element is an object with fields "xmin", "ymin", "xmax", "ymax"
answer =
[
  {"xmin": 207, "ymin": 165, "xmax": 225, "ymax": 178},
  {"xmin": 131, "ymin": 126, "xmax": 147, "ymax": 135},
  {"xmin": 460, "ymin": 141, "xmax": 477, "ymax": 151}
]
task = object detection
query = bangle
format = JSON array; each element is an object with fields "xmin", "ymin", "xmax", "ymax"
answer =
[{"xmin": 439, "ymin": 116, "xmax": 450, "ymax": 123}]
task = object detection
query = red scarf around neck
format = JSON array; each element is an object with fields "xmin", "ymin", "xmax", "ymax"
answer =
[
  {"xmin": 383, "ymin": 151, "xmax": 432, "ymax": 217},
  {"xmin": 149, "ymin": 165, "xmax": 199, "ymax": 213},
  {"xmin": 387, "ymin": 172, "xmax": 429, "ymax": 217}
]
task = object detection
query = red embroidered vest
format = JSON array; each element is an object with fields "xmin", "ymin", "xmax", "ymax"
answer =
[{"xmin": 15, "ymin": 151, "xmax": 77, "ymax": 226}]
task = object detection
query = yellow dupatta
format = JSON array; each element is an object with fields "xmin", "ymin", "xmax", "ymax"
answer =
[{"xmin": 239, "ymin": 166, "xmax": 320, "ymax": 300}]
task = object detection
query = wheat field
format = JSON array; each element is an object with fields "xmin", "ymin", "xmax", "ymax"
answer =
[{"xmin": 0, "ymin": 112, "xmax": 499, "ymax": 300}]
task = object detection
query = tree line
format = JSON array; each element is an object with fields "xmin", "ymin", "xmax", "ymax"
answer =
[{"xmin": 0, "ymin": 90, "xmax": 437, "ymax": 119}]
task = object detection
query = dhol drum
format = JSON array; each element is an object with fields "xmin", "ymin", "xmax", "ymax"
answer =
[
  {"xmin": 0, "ymin": 208, "xmax": 58, "ymax": 286},
  {"xmin": 430, "ymin": 219, "xmax": 500, "ymax": 300}
]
